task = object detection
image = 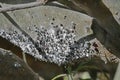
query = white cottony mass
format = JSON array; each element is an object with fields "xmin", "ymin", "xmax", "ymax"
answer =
[{"xmin": 0, "ymin": 25, "xmax": 119, "ymax": 65}]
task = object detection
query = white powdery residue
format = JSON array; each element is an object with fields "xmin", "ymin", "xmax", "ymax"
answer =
[
  {"xmin": 35, "ymin": 54, "xmax": 47, "ymax": 62},
  {"xmin": 48, "ymin": 28, "xmax": 55, "ymax": 35},
  {"xmin": 0, "ymin": 30, "xmax": 4, "ymax": 35},
  {"xmin": 0, "ymin": 25, "xmax": 99, "ymax": 65},
  {"xmin": 0, "ymin": 29, "xmax": 46, "ymax": 61},
  {"xmin": 33, "ymin": 26, "xmax": 77, "ymax": 64}
]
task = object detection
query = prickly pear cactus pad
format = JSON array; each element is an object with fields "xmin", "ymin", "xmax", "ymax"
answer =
[{"xmin": 0, "ymin": 6, "xmax": 119, "ymax": 65}]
